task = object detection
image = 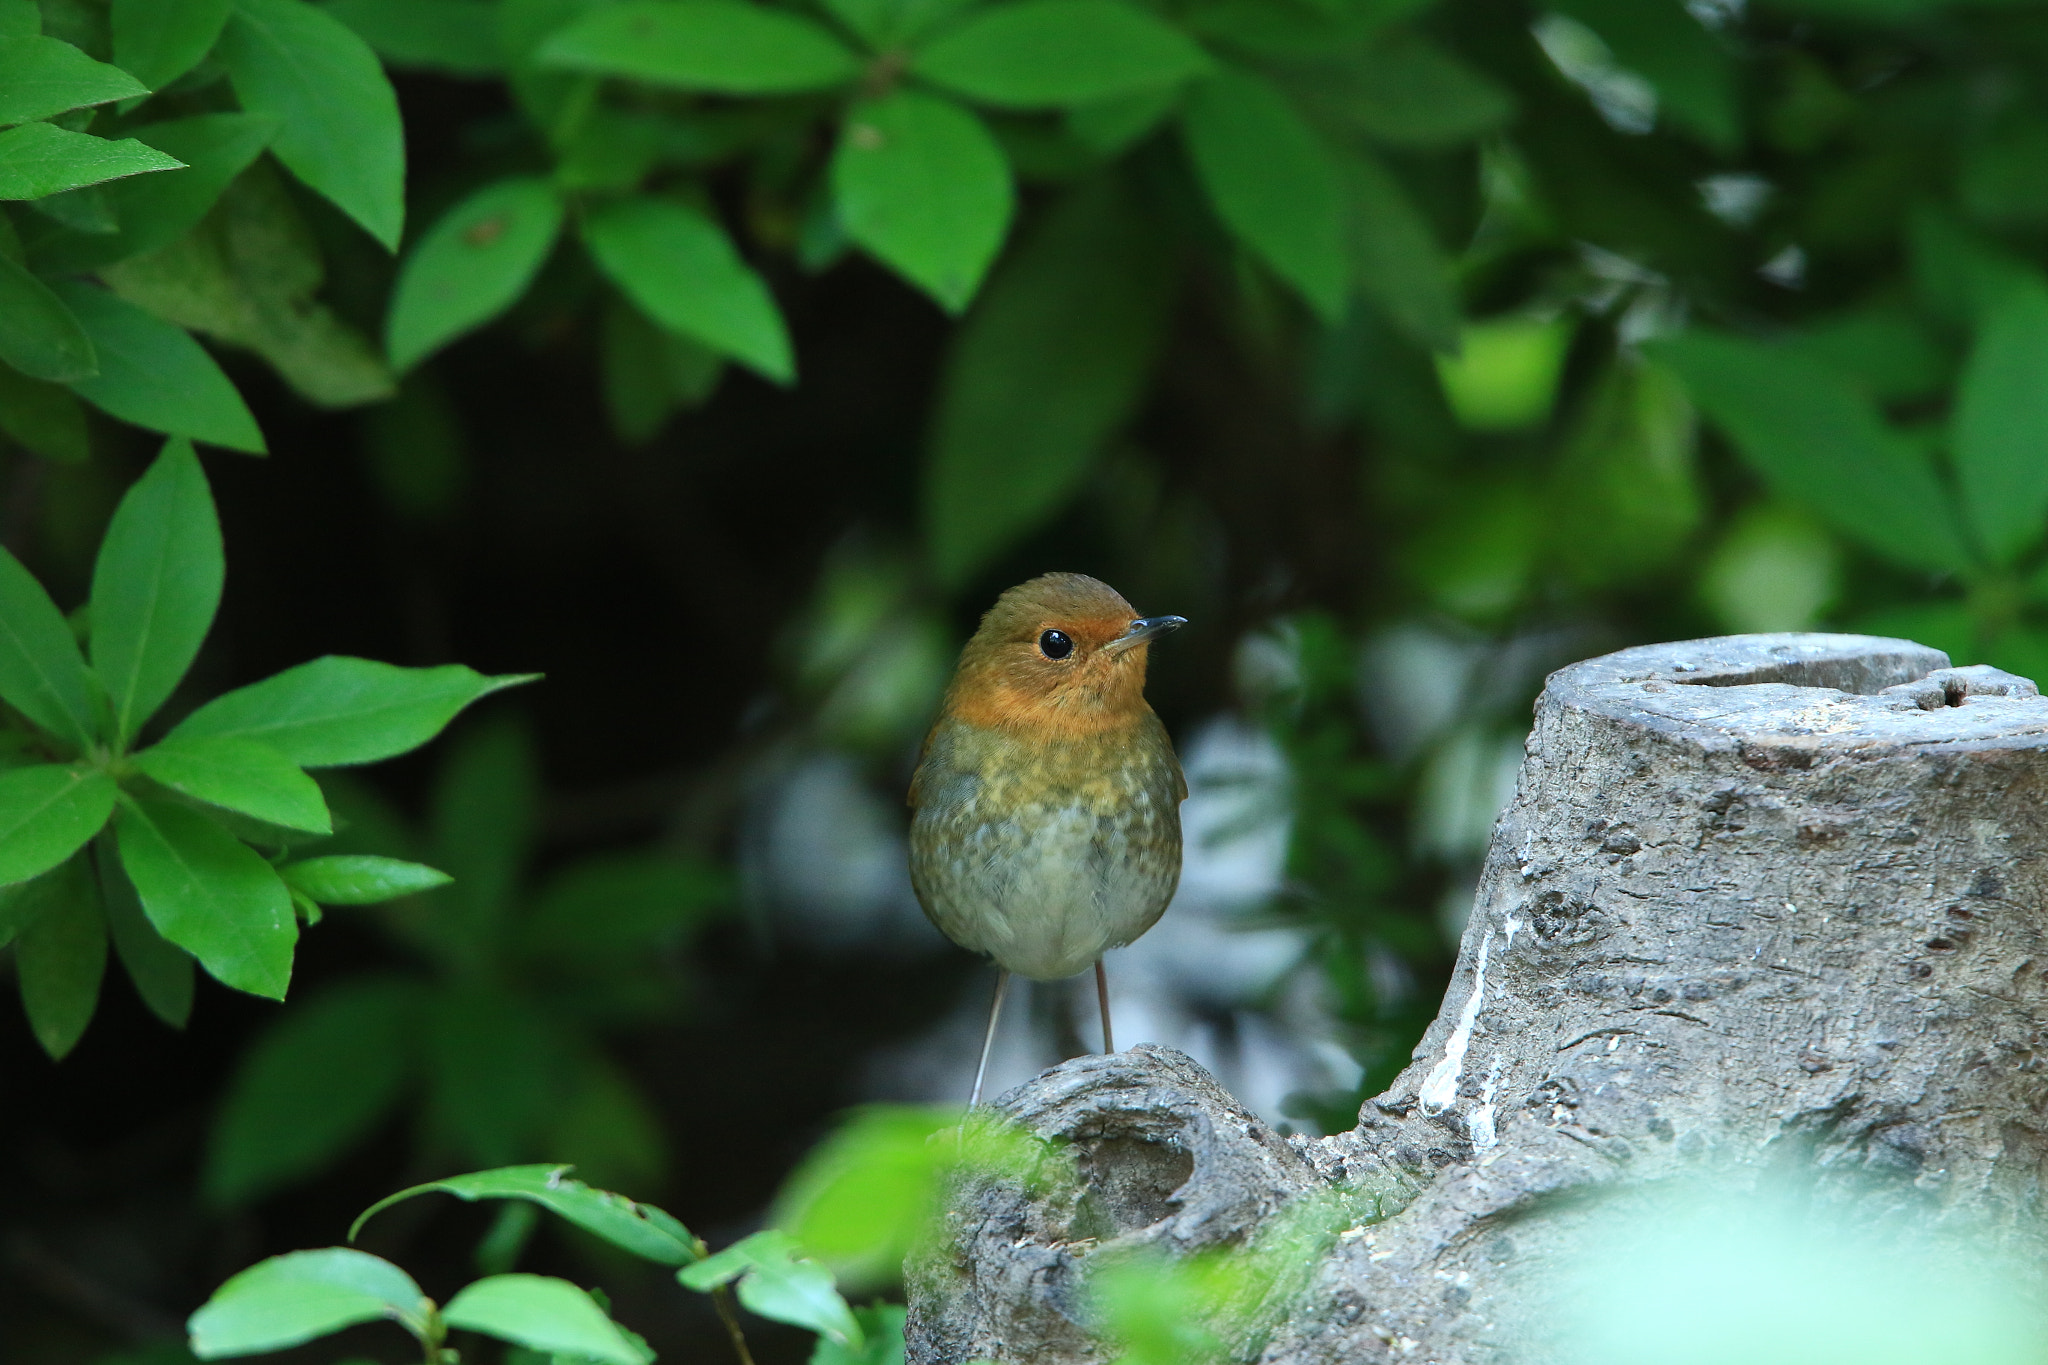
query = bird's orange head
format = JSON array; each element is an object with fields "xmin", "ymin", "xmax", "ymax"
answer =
[{"xmin": 942, "ymin": 573, "xmax": 1186, "ymax": 735}]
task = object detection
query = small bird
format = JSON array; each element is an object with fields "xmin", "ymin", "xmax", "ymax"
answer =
[{"xmin": 908, "ymin": 572, "xmax": 1187, "ymax": 1105}]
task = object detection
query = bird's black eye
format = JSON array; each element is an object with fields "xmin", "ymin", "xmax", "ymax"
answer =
[{"xmin": 1038, "ymin": 629, "xmax": 1074, "ymax": 660}]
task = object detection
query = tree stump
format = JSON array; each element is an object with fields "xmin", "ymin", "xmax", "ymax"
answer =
[{"xmin": 907, "ymin": 634, "xmax": 2048, "ymax": 1363}]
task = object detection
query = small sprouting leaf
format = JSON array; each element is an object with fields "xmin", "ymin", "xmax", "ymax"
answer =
[
  {"xmin": 1180, "ymin": 69, "xmax": 1347, "ymax": 323},
  {"xmin": 443, "ymin": 1275, "xmax": 652, "ymax": 1365},
  {"xmin": 832, "ymin": 90, "xmax": 1014, "ymax": 314},
  {"xmin": 1952, "ymin": 275, "xmax": 2048, "ymax": 565},
  {"xmin": 112, "ymin": 0, "xmax": 233, "ymax": 91},
  {"xmin": 0, "ymin": 245, "xmax": 94, "ymax": 383},
  {"xmin": 680, "ymin": 1230, "xmax": 862, "ymax": 1347},
  {"xmin": 205, "ymin": 975, "xmax": 422, "ymax": 1205},
  {"xmin": 352, "ymin": 1164, "xmax": 698, "ymax": 1266},
  {"xmin": 538, "ymin": 0, "xmax": 859, "ymax": 94},
  {"xmin": 220, "ymin": 0, "xmax": 406, "ymax": 249},
  {"xmin": 188, "ymin": 1248, "xmax": 433, "ymax": 1358},
  {"xmin": 13, "ymin": 853, "xmax": 104, "ymax": 1059},
  {"xmin": 278, "ymin": 855, "xmax": 449, "ymax": 904},
  {"xmin": 583, "ymin": 196, "xmax": 793, "ymax": 384},
  {"xmin": 98, "ymin": 836, "xmax": 194, "ymax": 1027},
  {"xmin": 324, "ymin": 0, "xmax": 502, "ymax": 76},
  {"xmin": 0, "ymin": 543, "xmax": 97, "ymax": 750},
  {"xmin": 0, "ymin": 34, "xmax": 149, "ymax": 127},
  {"xmin": 0, "ymin": 121, "xmax": 185, "ymax": 200},
  {"xmin": 385, "ymin": 176, "xmax": 564, "ymax": 371},
  {"xmin": 54, "ymin": 281, "xmax": 266, "ymax": 452},
  {"xmin": 133, "ymin": 736, "xmax": 330, "ymax": 833},
  {"xmin": 115, "ymin": 797, "xmax": 296, "ymax": 999},
  {"xmin": 0, "ymin": 765, "xmax": 117, "ymax": 886},
  {"xmin": 170, "ymin": 656, "xmax": 538, "ymax": 767},
  {"xmin": 90, "ymin": 437, "xmax": 225, "ymax": 747},
  {"xmin": 910, "ymin": 0, "xmax": 1211, "ymax": 109}
]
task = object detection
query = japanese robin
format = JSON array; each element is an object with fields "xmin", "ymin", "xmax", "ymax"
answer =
[{"xmin": 908, "ymin": 573, "xmax": 1187, "ymax": 1104}]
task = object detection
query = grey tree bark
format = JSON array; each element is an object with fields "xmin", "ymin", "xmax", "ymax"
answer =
[{"xmin": 907, "ymin": 633, "xmax": 2048, "ymax": 1363}]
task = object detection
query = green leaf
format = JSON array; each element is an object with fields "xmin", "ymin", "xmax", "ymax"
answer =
[
  {"xmin": 1434, "ymin": 315, "xmax": 1574, "ymax": 432},
  {"xmin": 14, "ymin": 852, "xmax": 104, "ymax": 1059},
  {"xmin": 188, "ymin": 1248, "xmax": 433, "ymax": 1358},
  {"xmin": 279, "ymin": 854, "xmax": 449, "ymax": 903},
  {"xmin": 115, "ymin": 796, "xmax": 296, "ymax": 999},
  {"xmin": 113, "ymin": 0, "xmax": 233, "ymax": 90},
  {"xmin": 220, "ymin": 0, "xmax": 406, "ymax": 250},
  {"xmin": 1552, "ymin": 0, "xmax": 1738, "ymax": 151},
  {"xmin": 443, "ymin": 1275, "xmax": 652, "ymax": 1365},
  {"xmin": 0, "ymin": 543, "xmax": 97, "ymax": 749},
  {"xmin": 924, "ymin": 178, "xmax": 1171, "ymax": 585},
  {"xmin": 1908, "ymin": 207, "xmax": 2033, "ymax": 328},
  {"xmin": 1653, "ymin": 330, "xmax": 1972, "ymax": 573},
  {"xmin": 134, "ymin": 736, "xmax": 329, "ymax": 832},
  {"xmin": 205, "ymin": 975, "xmax": 420, "ymax": 1204},
  {"xmin": 820, "ymin": 0, "xmax": 970, "ymax": 48},
  {"xmin": 908, "ymin": 0, "xmax": 1211, "ymax": 109},
  {"xmin": 1344, "ymin": 152, "xmax": 1457, "ymax": 353},
  {"xmin": 1180, "ymin": 69, "xmax": 1346, "ymax": 323},
  {"xmin": 170, "ymin": 656, "xmax": 538, "ymax": 767},
  {"xmin": 538, "ymin": 0, "xmax": 859, "ymax": 94},
  {"xmin": 90, "ymin": 437, "xmax": 224, "ymax": 746},
  {"xmin": 599, "ymin": 294, "xmax": 723, "ymax": 445},
  {"xmin": 324, "ymin": 0, "xmax": 502, "ymax": 76},
  {"xmin": 0, "ymin": 364, "xmax": 90, "ymax": 462},
  {"xmin": 522, "ymin": 853, "xmax": 727, "ymax": 962},
  {"xmin": 350, "ymin": 1163, "xmax": 699, "ymax": 1265},
  {"xmin": 811, "ymin": 1304, "xmax": 908, "ymax": 1365},
  {"xmin": 0, "ymin": 34, "xmax": 148, "ymax": 126},
  {"xmin": 427, "ymin": 716, "xmax": 534, "ymax": 930},
  {"xmin": 0, "ymin": 0, "xmax": 35, "ymax": 38},
  {"xmin": 1292, "ymin": 31, "xmax": 1512, "ymax": 149},
  {"xmin": 680, "ymin": 1230, "xmax": 862, "ymax": 1347},
  {"xmin": 833, "ymin": 90, "xmax": 1013, "ymax": 314},
  {"xmin": 97, "ymin": 834, "xmax": 194, "ymax": 1027},
  {"xmin": 53, "ymin": 281, "xmax": 266, "ymax": 452},
  {"xmin": 385, "ymin": 176, "xmax": 564, "ymax": 371},
  {"xmin": 0, "ymin": 121, "xmax": 185, "ymax": 200},
  {"xmin": 32, "ymin": 111, "xmax": 278, "ymax": 273},
  {"xmin": 583, "ymin": 196, "xmax": 793, "ymax": 384},
  {"xmin": 1952, "ymin": 277, "xmax": 2048, "ymax": 565},
  {"xmin": 0, "ymin": 765, "xmax": 116, "ymax": 885}
]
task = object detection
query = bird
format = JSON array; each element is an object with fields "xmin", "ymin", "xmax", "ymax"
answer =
[{"xmin": 908, "ymin": 572, "xmax": 1187, "ymax": 1106}]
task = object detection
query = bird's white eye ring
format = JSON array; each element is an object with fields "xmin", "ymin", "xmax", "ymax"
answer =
[{"xmin": 1039, "ymin": 629, "xmax": 1074, "ymax": 660}]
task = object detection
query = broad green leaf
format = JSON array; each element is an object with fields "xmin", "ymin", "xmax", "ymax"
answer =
[
  {"xmin": 599, "ymin": 294, "xmax": 722, "ymax": 444},
  {"xmin": 1181, "ymin": 70, "xmax": 1346, "ymax": 323},
  {"xmin": 32, "ymin": 111, "xmax": 278, "ymax": 272},
  {"xmin": 909, "ymin": 0, "xmax": 1211, "ymax": 109},
  {"xmin": 0, "ymin": 543, "xmax": 97, "ymax": 749},
  {"xmin": 188, "ymin": 1248, "xmax": 432, "ymax": 1358},
  {"xmin": 116, "ymin": 797, "xmax": 296, "ymax": 999},
  {"xmin": 428, "ymin": 717, "xmax": 534, "ymax": 931},
  {"xmin": 425, "ymin": 986, "xmax": 563, "ymax": 1164},
  {"xmin": 925, "ymin": 179, "xmax": 1172, "ymax": 584},
  {"xmin": 0, "ymin": 121, "xmax": 185, "ymax": 200},
  {"xmin": 680, "ymin": 1230, "xmax": 862, "ymax": 1346},
  {"xmin": 538, "ymin": 1, "xmax": 859, "ymax": 94},
  {"xmin": 279, "ymin": 854, "xmax": 449, "ymax": 903},
  {"xmin": 90, "ymin": 437, "xmax": 224, "ymax": 746},
  {"xmin": 385, "ymin": 176, "xmax": 564, "ymax": 371},
  {"xmin": 772, "ymin": 1106, "xmax": 957, "ymax": 1289},
  {"xmin": 325, "ymin": 0, "xmax": 502, "ymax": 75},
  {"xmin": 0, "ymin": 0, "xmax": 35, "ymax": 37},
  {"xmin": 54, "ymin": 281, "xmax": 266, "ymax": 452},
  {"xmin": 98, "ymin": 835, "xmax": 194, "ymax": 1027},
  {"xmin": 1908, "ymin": 207, "xmax": 2034, "ymax": 327},
  {"xmin": 134, "ymin": 736, "xmax": 329, "ymax": 832},
  {"xmin": 443, "ymin": 1275, "xmax": 652, "ymax": 1365},
  {"xmin": 833, "ymin": 90, "xmax": 1013, "ymax": 314},
  {"xmin": 1435, "ymin": 315, "xmax": 1573, "ymax": 432},
  {"xmin": 583, "ymin": 197, "xmax": 793, "ymax": 384},
  {"xmin": 1952, "ymin": 277, "xmax": 2048, "ymax": 564},
  {"xmin": 0, "ymin": 34, "xmax": 148, "ymax": 126},
  {"xmin": 1792, "ymin": 302, "xmax": 1950, "ymax": 404},
  {"xmin": 1293, "ymin": 31, "xmax": 1512, "ymax": 149},
  {"xmin": 1653, "ymin": 330, "xmax": 1972, "ymax": 573},
  {"xmin": 113, "ymin": 0, "xmax": 233, "ymax": 90},
  {"xmin": 205, "ymin": 975, "xmax": 421, "ymax": 1204},
  {"xmin": 221, "ymin": 0, "xmax": 406, "ymax": 250},
  {"xmin": 351, "ymin": 1163, "xmax": 698, "ymax": 1265},
  {"xmin": 170, "ymin": 656, "xmax": 538, "ymax": 767},
  {"xmin": 0, "ymin": 765, "xmax": 116, "ymax": 885},
  {"xmin": 1344, "ymin": 152, "xmax": 1458, "ymax": 353},
  {"xmin": 13, "ymin": 853, "xmax": 103, "ymax": 1059},
  {"xmin": 0, "ymin": 364, "xmax": 90, "ymax": 462},
  {"xmin": 0, "ymin": 860, "xmax": 65, "ymax": 949},
  {"xmin": 812, "ymin": 1304, "xmax": 908, "ymax": 1365},
  {"xmin": 1065, "ymin": 86, "xmax": 1177, "ymax": 154},
  {"xmin": 821, "ymin": 0, "xmax": 970, "ymax": 48},
  {"xmin": 1553, "ymin": 0, "xmax": 1738, "ymax": 151},
  {"xmin": 522, "ymin": 853, "xmax": 727, "ymax": 962}
]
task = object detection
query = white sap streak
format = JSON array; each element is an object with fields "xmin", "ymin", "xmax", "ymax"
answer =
[
  {"xmin": 1504, "ymin": 913, "xmax": 1523, "ymax": 950},
  {"xmin": 1419, "ymin": 926, "xmax": 1495, "ymax": 1114},
  {"xmin": 1468, "ymin": 1056, "xmax": 1506, "ymax": 1148}
]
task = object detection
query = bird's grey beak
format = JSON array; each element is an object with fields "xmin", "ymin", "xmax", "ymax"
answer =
[{"xmin": 1104, "ymin": 615, "xmax": 1188, "ymax": 655}]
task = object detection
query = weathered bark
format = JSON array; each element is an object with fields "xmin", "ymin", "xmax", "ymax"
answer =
[{"xmin": 908, "ymin": 634, "xmax": 2048, "ymax": 1363}]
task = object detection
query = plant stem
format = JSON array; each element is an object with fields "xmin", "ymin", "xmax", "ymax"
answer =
[{"xmin": 711, "ymin": 1285, "xmax": 758, "ymax": 1365}]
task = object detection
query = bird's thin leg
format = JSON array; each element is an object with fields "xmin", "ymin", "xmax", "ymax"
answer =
[
  {"xmin": 969, "ymin": 969, "xmax": 1011, "ymax": 1108},
  {"xmin": 1095, "ymin": 958, "xmax": 1115, "ymax": 1054}
]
